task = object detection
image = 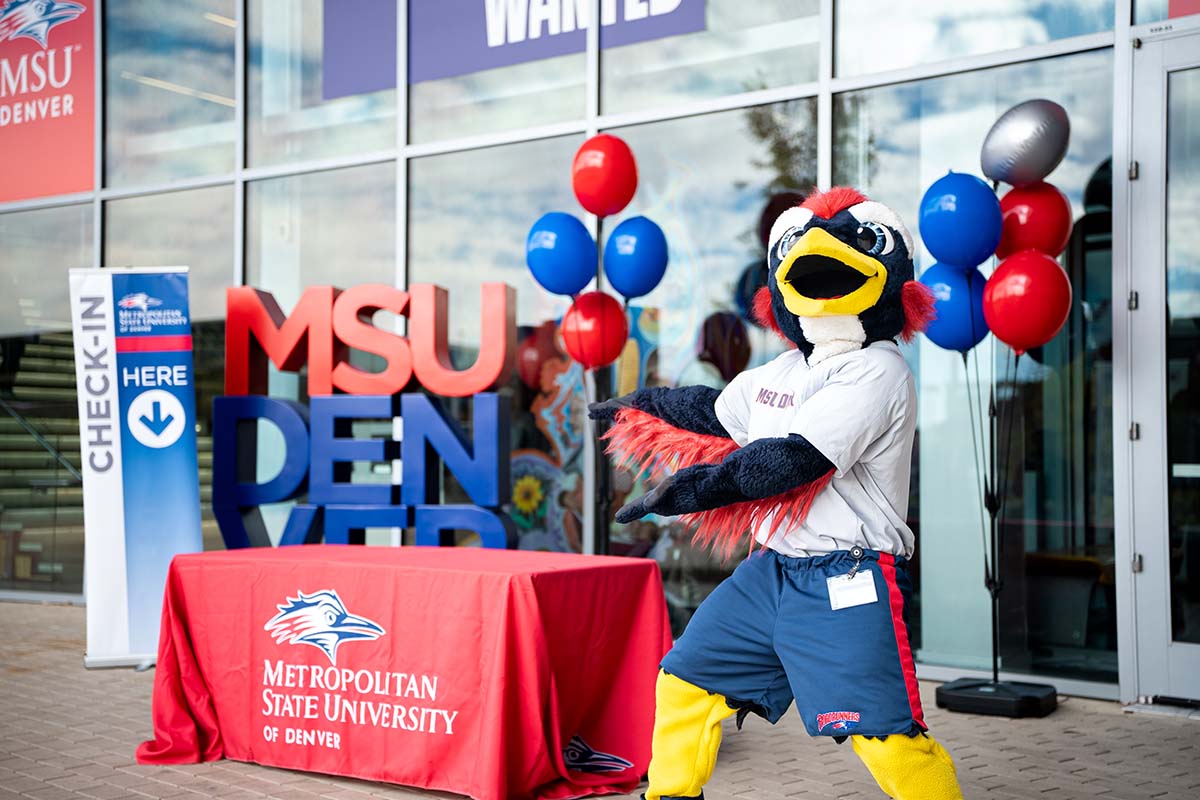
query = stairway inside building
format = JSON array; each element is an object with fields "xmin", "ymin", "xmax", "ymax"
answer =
[{"xmin": 0, "ymin": 329, "xmax": 217, "ymax": 595}]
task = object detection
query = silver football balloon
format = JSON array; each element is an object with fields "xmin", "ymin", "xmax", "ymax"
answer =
[{"xmin": 980, "ymin": 99, "xmax": 1070, "ymax": 187}]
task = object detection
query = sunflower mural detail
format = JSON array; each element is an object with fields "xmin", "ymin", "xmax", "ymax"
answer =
[{"xmin": 513, "ymin": 474, "xmax": 545, "ymax": 516}]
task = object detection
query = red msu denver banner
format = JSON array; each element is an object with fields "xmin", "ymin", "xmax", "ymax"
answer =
[{"xmin": 0, "ymin": 0, "xmax": 94, "ymax": 202}]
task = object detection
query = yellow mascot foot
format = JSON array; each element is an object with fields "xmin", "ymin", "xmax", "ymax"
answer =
[
  {"xmin": 643, "ymin": 670, "xmax": 735, "ymax": 800},
  {"xmin": 852, "ymin": 732, "xmax": 964, "ymax": 799}
]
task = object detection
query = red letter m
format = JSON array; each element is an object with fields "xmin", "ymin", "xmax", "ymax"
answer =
[{"xmin": 225, "ymin": 286, "xmax": 341, "ymax": 396}]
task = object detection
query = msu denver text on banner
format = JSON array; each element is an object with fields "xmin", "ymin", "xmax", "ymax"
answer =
[
  {"xmin": 216, "ymin": 283, "xmax": 517, "ymax": 549},
  {"xmin": 0, "ymin": 0, "xmax": 94, "ymax": 201}
]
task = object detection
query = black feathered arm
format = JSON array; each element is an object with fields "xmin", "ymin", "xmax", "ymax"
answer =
[
  {"xmin": 615, "ymin": 434, "xmax": 834, "ymax": 522},
  {"xmin": 588, "ymin": 385, "xmax": 729, "ymax": 439}
]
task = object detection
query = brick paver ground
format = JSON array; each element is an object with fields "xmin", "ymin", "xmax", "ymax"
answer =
[{"xmin": 2, "ymin": 601, "xmax": 1199, "ymax": 799}]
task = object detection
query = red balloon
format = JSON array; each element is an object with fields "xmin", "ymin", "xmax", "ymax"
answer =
[
  {"xmin": 560, "ymin": 291, "xmax": 628, "ymax": 369},
  {"xmin": 516, "ymin": 321, "xmax": 560, "ymax": 390},
  {"xmin": 571, "ymin": 134, "xmax": 638, "ymax": 217},
  {"xmin": 983, "ymin": 250, "xmax": 1072, "ymax": 355},
  {"xmin": 996, "ymin": 181, "xmax": 1074, "ymax": 259}
]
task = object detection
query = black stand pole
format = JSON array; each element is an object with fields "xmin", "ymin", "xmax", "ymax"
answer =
[
  {"xmin": 591, "ymin": 239, "xmax": 613, "ymax": 556},
  {"xmin": 935, "ymin": 350, "xmax": 1058, "ymax": 718}
]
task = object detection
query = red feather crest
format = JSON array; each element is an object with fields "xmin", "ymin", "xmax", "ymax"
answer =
[
  {"xmin": 800, "ymin": 187, "xmax": 868, "ymax": 219},
  {"xmin": 900, "ymin": 280, "xmax": 937, "ymax": 342},
  {"xmin": 602, "ymin": 408, "xmax": 834, "ymax": 559}
]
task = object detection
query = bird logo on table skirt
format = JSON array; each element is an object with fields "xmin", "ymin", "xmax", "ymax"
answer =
[
  {"xmin": 562, "ymin": 735, "xmax": 634, "ymax": 773},
  {"xmin": 264, "ymin": 589, "xmax": 385, "ymax": 665}
]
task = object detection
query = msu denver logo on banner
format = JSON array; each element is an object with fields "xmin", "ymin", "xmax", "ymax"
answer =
[
  {"xmin": 0, "ymin": 0, "xmax": 84, "ymax": 47},
  {"xmin": 265, "ymin": 590, "xmax": 386, "ymax": 666}
]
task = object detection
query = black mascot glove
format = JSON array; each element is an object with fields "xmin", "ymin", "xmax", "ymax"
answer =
[
  {"xmin": 615, "ymin": 464, "xmax": 720, "ymax": 523},
  {"xmin": 587, "ymin": 395, "xmax": 634, "ymax": 423}
]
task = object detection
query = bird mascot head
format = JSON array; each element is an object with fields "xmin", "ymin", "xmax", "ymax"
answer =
[{"xmin": 754, "ymin": 187, "xmax": 935, "ymax": 364}]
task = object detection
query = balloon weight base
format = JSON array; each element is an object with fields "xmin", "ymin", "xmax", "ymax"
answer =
[{"xmin": 935, "ymin": 678, "xmax": 1057, "ymax": 718}]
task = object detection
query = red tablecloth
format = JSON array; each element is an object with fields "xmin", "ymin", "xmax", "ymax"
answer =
[{"xmin": 137, "ymin": 546, "xmax": 672, "ymax": 800}]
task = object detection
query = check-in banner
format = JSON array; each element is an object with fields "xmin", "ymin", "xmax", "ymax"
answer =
[{"xmin": 69, "ymin": 267, "xmax": 202, "ymax": 667}]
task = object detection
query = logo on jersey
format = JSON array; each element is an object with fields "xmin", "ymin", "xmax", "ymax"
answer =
[
  {"xmin": 816, "ymin": 710, "xmax": 861, "ymax": 733},
  {"xmin": 0, "ymin": 0, "xmax": 85, "ymax": 48},
  {"xmin": 264, "ymin": 589, "xmax": 385, "ymax": 665}
]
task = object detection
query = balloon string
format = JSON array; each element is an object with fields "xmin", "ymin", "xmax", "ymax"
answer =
[
  {"xmin": 997, "ymin": 351, "xmax": 1021, "ymax": 538},
  {"xmin": 963, "ymin": 349, "xmax": 991, "ymax": 587}
]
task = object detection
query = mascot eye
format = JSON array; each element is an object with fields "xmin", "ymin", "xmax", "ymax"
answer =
[
  {"xmin": 855, "ymin": 221, "xmax": 893, "ymax": 256},
  {"xmin": 774, "ymin": 227, "xmax": 805, "ymax": 261},
  {"xmin": 324, "ymin": 609, "xmax": 337, "ymax": 624}
]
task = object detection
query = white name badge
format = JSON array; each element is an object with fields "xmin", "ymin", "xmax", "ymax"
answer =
[{"xmin": 827, "ymin": 570, "xmax": 879, "ymax": 611}]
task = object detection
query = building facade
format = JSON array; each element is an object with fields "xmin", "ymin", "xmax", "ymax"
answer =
[{"xmin": 0, "ymin": 0, "xmax": 1197, "ymax": 706}]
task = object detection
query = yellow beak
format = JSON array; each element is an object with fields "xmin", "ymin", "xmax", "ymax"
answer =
[{"xmin": 774, "ymin": 227, "xmax": 888, "ymax": 317}]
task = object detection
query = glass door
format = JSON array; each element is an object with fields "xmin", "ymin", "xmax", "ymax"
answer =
[{"xmin": 1129, "ymin": 30, "xmax": 1200, "ymax": 702}]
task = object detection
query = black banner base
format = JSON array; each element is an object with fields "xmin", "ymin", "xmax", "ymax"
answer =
[{"xmin": 935, "ymin": 678, "xmax": 1058, "ymax": 718}]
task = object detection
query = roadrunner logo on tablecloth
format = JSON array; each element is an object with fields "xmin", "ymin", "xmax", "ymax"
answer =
[
  {"xmin": 264, "ymin": 589, "xmax": 385, "ymax": 665},
  {"xmin": 563, "ymin": 735, "xmax": 633, "ymax": 773}
]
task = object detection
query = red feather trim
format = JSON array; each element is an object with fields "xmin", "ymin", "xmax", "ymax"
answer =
[
  {"xmin": 801, "ymin": 187, "xmax": 868, "ymax": 219},
  {"xmin": 680, "ymin": 471, "xmax": 834, "ymax": 560},
  {"xmin": 752, "ymin": 287, "xmax": 794, "ymax": 347},
  {"xmin": 602, "ymin": 407, "xmax": 738, "ymax": 480},
  {"xmin": 900, "ymin": 280, "xmax": 937, "ymax": 342},
  {"xmin": 602, "ymin": 407, "xmax": 835, "ymax": 561}
]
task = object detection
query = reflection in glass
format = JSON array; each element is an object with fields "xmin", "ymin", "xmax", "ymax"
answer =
[
  {"xmin": 246, "ymin": 163, "xmax": 397, "ymax": 544},
  {"xmin": 104, "ymin": 0, "xmax": 236, "ymax": 185},
  {"xmin": 602, "ymin": 1, "xmax": 818, "ymax": 113},
  {"xmin": 105, "ymin": 186, "xmax": 234, "ymax": 322},
  {"xmin": 0, "ymin": 205, "xmax": 92, "ymax": 338},
  {"xmin": 0, "ymin": 205, "xmax": 93, "ymax": 594},
  {"xmin": 409, "ymin": 137, "xmax": 587, "ymax": 551},
  {"xmin": 835, "ymin": 0, "xmax": 1112, "ymax": 77},
  {"xmin": 604, "ymin": 101, "xmax": 816, "ymax": 633},
  {"xmin": 1166, "ymin": 68, "xmax": 1200, "ymax": 645},
  {"xmin": 834, "ymin": 50, "xmax": 1115, "ymax": 681},
  {"xmin": 248, "ymin": 0, "xmax": 396, "ymax": 166},
  {"xmin": 246, "ymin": 163, "xmax": 396, "ymax": 307},
  {"xmin": 1135, "ymin": 0, "xmax": 1169, "ymax": 24},
  {"xmin": 409, "ymin": 55, "xmax": 584, "ymax": 143}
]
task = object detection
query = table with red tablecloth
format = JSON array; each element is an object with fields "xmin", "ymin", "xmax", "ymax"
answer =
[{"xmin": 137, "ymin": 545, "xmax": 672, "ymax": 800}]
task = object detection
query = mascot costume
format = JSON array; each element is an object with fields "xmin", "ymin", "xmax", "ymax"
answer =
[{"xmin": 590, "ymin": 188, "xmax": 964, "ymax": 800}]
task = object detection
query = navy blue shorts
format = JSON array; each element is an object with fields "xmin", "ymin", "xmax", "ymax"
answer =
[{"xmin": 661, "ymin": 549, "xmax": 926, "ymax": 738}]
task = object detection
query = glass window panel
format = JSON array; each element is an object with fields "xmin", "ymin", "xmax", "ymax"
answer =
[
  {"xmin": 1134, "ymin": 0, "xmax": 1199, "ymax": 24},
  {"xmin": 0, "ymin": 205, "xmax": 92, "ymax": 339},
  {"xmin": 246, "ymin": 163, "xmax": 396, "ymax": 307},
  {"xmin": 835, "ymin": 0, "xmax": 1113, "ymax": 77},
  {"xmin": 0, "ymin": 205, "xmax": 93, "ymax": 594},
  {"xmin": 834, "ymin": 49, "xmax": 1115, "ymax": 681},
  {"xmin": 104, "ymin": 186, "xmax": 234, "ymax": 321},
  {"xmin": 408, "ymin": 56, "xmax": 584, "ymax": 144},
  {"xmin": 248, "ymin": 0, "xmax": 397, "ymax": 167},
  {"xmin": 602, "ymin": 101, "xmax": 816, "ymax": 634},
  {"xmin": 407, "ymin": 0, "xmax": 584, "ymax": 143},
  {"xmin": 105, "ymin": 0, "xmax": 236, "ymax": 186},
  {"xmin": 245, "ymin": 162, "xmax": 396, "ymax": 543},
  {"xmin": 602, "ymin": 1, "xmax": 819, "ymax": 114},
  {"xmin": 1166, "ymin": 67, "xmax": 1200, "ymax": 645},
  {"xmin": 408, "ymin": 136, "xmax": 587, "ymax": 550}
]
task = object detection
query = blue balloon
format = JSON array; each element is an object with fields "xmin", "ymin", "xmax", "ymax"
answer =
[
  {"xmin": 919, "ymin": 172, "xmax": 1002, "ymax": 269},
  {"xmin": 602, "ymin": 216, "xmax": 668, "ymax": 299},
  {"xmin": 526, "ymin": 212, "xmax": 596, "ymax": 296},
  {"xmin": 921, "ymin": 263, "xmax": 989, "ymax": 352}
]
